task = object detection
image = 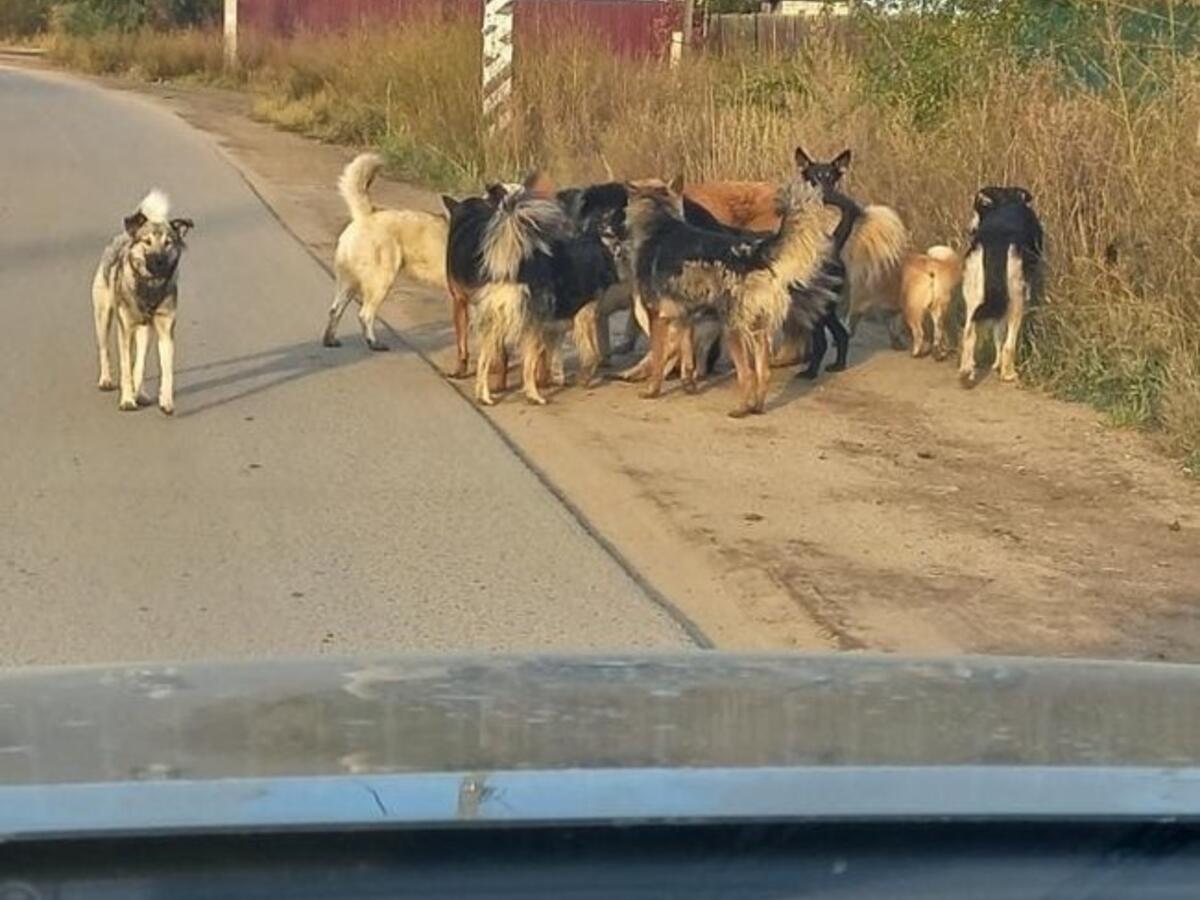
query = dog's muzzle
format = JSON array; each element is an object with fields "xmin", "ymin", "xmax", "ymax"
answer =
[{"xmin": 146, "ymin": 255, "xmax": 175, "ymax": 278}]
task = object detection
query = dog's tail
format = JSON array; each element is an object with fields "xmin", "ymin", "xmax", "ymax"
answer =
[
  {"xmin": 762, "ymin": 179, "xmax": 838, "ymax": 333},
  {"xmin": 769, "ymin": 179, "xmax": 832, "ymax": 286},
  {"xmin": 481, "ymin": 190, "xmax": 569, "ymax": 282},
  {"xmin": 338, "ymin": 153, "xmax": 384, "ymax": 223},
  {"xmin": 139, "ymin": 189, "xmax": 171, "ymax": 223},
  {"xmin": 974, "ymin": 240, "xmax": 1014, "ymax": 322},
  {"xmin": 845, "ymin": 204, "xmax": 909, "ymax": 292}
]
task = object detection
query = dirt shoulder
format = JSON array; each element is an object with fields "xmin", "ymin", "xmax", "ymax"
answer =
[{"xmin": 31, "ymin": 61, "xmax": 1200, "ymax": 660}]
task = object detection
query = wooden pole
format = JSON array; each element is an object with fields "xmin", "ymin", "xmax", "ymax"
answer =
[
  {"xmin": 482, "ymin": 0, "xmax": 515, "ymax": 136},
  {"xmin": 223, "ymin": 0, "xmax": 238, "ymax": 69},
  {"xmin": 681, "ymin": 0, "xmax": 694, "ymax": 51}
]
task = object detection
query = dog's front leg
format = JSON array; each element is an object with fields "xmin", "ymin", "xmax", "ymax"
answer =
[
  {"xmin": 154, "ymin": 313, "xmax": 176, "ymax": 416},
  {"xmin": 726, "ymin": 329, "xmax": 755, "ymax": 418},
  {"xmin": 131, "ymin": 323, "xmax": 152, "ymax": 406},
  {"xmin": 640, "ymin": 309, "xmax": 668, "ymax": 400},
  {"xmin": 679, "ymin": 322, "xmax": 698, "ymax": 394},
  {"xmin": 94, "ymin": 293, "xmax": 115, "ymax": 392},
  {"xmin": 117, "ymin": 315, "xmax": 138, "ymax": 412},
  {"xmin": 752, "ymin": 329, "xmax": 771, "ymax": 413}
]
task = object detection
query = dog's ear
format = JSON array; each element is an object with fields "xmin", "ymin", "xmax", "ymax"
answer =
[
  {"xmin": 522, "ymin": 169, "xmax": 556, "ymax": 197},
  {"xmin": 170, "ymin": 218, "xmax": 194, "ymax": 239},
  {"xmin": 441, "ymin": 195, "xmax": 460, "ymax": 215},
  {"xmin": 1019, "ymin": 188, "xmax": 1034, "ymax": 205},
  {"xmin": 832, "ymin": 149, "xmax": 852, "ymax": 173},
  {"xmin": 124, "ymin": 211, "xmax": 147, "ymax": 237},
  {"xmin": 974, "ymin": 189, "xmax": 994, "ymax": 210},
  {"xmin": 794, "ymin": 146, "xmax": 813, "ymax": 168},
  {"xmin": 484, "ymin": 183, "xmax": 508, "ymax": 205},
  {"xmin": 668, "ymin": 174, "xmax": 685, "ymax": 195}
]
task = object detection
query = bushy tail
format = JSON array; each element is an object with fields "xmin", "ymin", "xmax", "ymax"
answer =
[
  {"xmin": 845, "ymin": 204, "xmax": 909, "ymax": 290},
  {"xmin": 338, "ymin": 153, "xmax": 384, "ymax": 223},
  {"xmin": 481, "ymin": 191, "xmax": 570, "ymax": 282},
  {"xmin": 769, "ymin": 178, "xmax": 833, "ymax": 291},
  {"xmin": 139, "ymin": 189, "xmax": 171, "ymax": 223}
]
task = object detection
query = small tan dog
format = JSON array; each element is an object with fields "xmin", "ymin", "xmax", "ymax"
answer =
[
  {"xmin": 323, "ymin": 153, "xmax": 448, "ymax": 351},
  {"xmin": 899, "ymin": 245, "xmax": 962, "ymax": 360}
]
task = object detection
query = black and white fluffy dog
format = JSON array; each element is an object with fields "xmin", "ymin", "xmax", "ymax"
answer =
[
  {"xmin": 471, "ymin": 186, "xmax": 621, "ymax": 406},
  {"xmin": 959, "ymin": 186, "xmax": 1044, "ymax": 386},
  {"xmin": 624, "ymin": 177, "xmax": 833, "ymax": 418}
]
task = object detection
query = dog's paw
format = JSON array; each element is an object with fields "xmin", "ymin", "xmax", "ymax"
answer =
[
  {"xmin": 97, "ymin": 377, "xmax": 116, "ymax": 392},
  {"xmin": 368, "ymin": 341, "xmax": 390, "ymax": 353},
  {"xmin": 1001, "ymin": 371, "xmax": 1019, "ymax": 384},
  {"xmin": 136, "ymin": 394, "xmax": 153, "ymax": 408},
  {"xmin": 682, "ymin": 380, "xmax": 699, "ymax": 395},
  {"xmin": 727, "ymin": 406, "xmax": 753, "ymax": 419},
  {"xmin": 322, "ymin": 336, "xmax": 342, "ymax": 348},
  {"xmin": 638, "ymin": 388, "xmax": 661, "ymax": 400},
  {"xmin": 525, "ymin": 395, "xmax": 549, "ymax": 407},
  {"xmin": 159, "ymin": 402, "xmax": 175, "ymax": 416},
  {"xmin": 958, "ymin": 369, "xmax": 977, "ymax": 388},
  {"xmin": 932, "ymin": 349, "xmax": 948, "ymax": 362},
  {"xmin": 825, "ymin": 361, "xmax": 847, "ymax": 372},
  {"xmin": 476, "ymin": 395, "xmax": 496, "ymax": 407},
  {"xmin": 796, "ymin": 368, "xmax": 820, "ymax": 381},
  {"xmin": 118, "ymin": 397, "xmax": 139, "ymax": 412}
]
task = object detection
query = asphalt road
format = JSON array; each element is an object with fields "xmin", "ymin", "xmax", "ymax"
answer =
[{"xmin": 0, "ymin": 65, "xmax": 692, "ymax": 665}]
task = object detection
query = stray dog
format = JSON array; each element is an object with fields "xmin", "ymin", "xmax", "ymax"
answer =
[
  {"xmin": 324, "ymin": 153, "xmax": 448, "ymax": 351},
  {"xmin": 473, "ymin": 186, "xmax": 613, "ymax": 406},
  {"xmin": 795, "ymin": 147, "xmax": 910, "ymax": 338},
  {"xmin": 772, "ymin": 187, "xmax": 862, "ymax": 379},
  {"xmin": 92, "ymin": 190, "xmax": 193, "ymax": 415},
  {"xmin": 442, "ymin": 178, "xmax": 530, "ymax": 380},
  {"xmin": 625, "ymin": 176, "xmax": 832, "ymax": 417},
  {"xmin": 959, "ymin": 186, "xmax": 1044, "ymax": 386},
  {"xmin": 900, "ymin": 246, "xmax": 961, "ymax": 360}
]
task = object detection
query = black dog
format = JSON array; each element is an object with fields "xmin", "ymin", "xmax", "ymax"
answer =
[{"xmin": 959, "ymin": 186, "xmax": 1044, "ymax": 386}]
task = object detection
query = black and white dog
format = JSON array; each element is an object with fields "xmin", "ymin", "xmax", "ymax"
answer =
[{"xmin": 959, "ymin": 186, "xmax": 1044, "ymax": 386}]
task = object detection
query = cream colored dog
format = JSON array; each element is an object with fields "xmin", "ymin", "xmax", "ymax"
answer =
[
  {"xmin": 323, "ymin": 153, "xmax": 448, "ymax": 351},
  {"xmin": 900, "ymin": 245, "xmax": 962, "ymax": 360}
]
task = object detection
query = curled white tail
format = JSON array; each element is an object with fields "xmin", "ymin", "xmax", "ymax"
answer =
[
  {"xmin": 338, "ymin": 153, "xmax": 384, "ymax": 223},
  {"xmin": 140, "ymin": 189, "xmax": 171, "ymax": 224}
]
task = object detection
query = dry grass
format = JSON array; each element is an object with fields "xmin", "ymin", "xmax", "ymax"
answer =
[{"xmin": 46, "ymin": 11, "xmax": 1200, "ymax": 470}]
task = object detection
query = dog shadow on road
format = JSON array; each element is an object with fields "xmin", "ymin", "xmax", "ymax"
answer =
[{"xmin": 170, "ymin": 338, "xmax": 400, "ymax": 418}]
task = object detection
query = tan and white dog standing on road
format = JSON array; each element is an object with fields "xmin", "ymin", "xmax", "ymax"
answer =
[{"xmin": 92, "ymin": 190, "xmax": 193, "ymax": 415}]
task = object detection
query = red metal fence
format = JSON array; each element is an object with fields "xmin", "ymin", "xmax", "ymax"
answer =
[{"xmin": 238, "ymin": 0, "xmax": 681, "ymax": 58}]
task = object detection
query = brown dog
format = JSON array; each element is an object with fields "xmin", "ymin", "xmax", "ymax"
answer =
[{"xmin": 900, "ymin": 246, "xmax": 961, "ymax": 360}]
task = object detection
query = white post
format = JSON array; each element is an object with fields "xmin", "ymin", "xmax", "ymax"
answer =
[
  {"xmin": 481, "ymin": 0, "xmax": 515, "ymax": 136},
  {"xmin": 223, "ymin": 0, "xmax": 238, "ymax": 69}
]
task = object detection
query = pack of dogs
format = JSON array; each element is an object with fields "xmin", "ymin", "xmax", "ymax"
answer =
[{"xmin": 90, "ymin": 146, "xmax": 1046, "ymax": 417}]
